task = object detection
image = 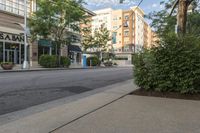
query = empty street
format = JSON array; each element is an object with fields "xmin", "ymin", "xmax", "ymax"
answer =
[{"xmin": 0, "ymin": 67, "xmax": 132, "ymax": 115}]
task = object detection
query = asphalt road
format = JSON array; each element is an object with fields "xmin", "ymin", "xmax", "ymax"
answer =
[{"xmin": 0, "ymin": 67, "xmax": 132, "ymax": 116}]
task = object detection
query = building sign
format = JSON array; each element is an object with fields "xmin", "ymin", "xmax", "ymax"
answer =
[{"xmin": 0, "ymin": 32, "xmax": 24, "ymax": 43}]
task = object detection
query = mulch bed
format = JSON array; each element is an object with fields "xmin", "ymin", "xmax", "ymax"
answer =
[{"xmin": 131, "ymin": 88, "xmax": 200, "ymax": 101}]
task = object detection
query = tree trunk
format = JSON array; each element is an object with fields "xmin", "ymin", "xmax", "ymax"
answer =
[{"xmin": 177, "ymin": 0, "xmax": 188, "ymax": 35}]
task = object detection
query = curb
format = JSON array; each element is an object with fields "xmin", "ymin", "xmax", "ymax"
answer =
[{"xmin": 0, "ymin": 66, "xmax": 118, "ymax": 73}]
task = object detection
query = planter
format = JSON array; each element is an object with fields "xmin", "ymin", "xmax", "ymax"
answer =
[{"xmin": 1, "ymin": 63, "xmax": 14, "ymax": 70}]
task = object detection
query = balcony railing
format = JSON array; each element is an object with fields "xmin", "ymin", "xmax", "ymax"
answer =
[{"xmin": 0, "ymin": 0, "xmax": 31, "ymax": 17}]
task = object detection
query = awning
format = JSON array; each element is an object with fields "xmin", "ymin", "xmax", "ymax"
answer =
[
  {"xmin": 38, "ymin": 39, "xmax": 52, "ymax": 47},
  {"xmin": 69, "ymin": 45, "xmax": 82, "ymax": 52}
]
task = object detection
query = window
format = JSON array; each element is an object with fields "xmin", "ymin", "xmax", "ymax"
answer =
[
  {"xmin": 0, "ymin": 42, "xmax": 3, "ymax": 62},
  {"xmin": 0, "ymin": 0, "xmax": 33, "ymax": 16},
  {"xmin": 113, "ymin": 17, "xmax": 117, "ymax": 21},
  {"xmin": 93, "ymin": 19, "xmax": 98, "ymax": 22},
  {"xmin": 124, "ymin": 41, "xmax": 129, "ymax": 44},
  {"xmin": 124, "ymin": 45, "xmax": 129, "ymax": 52},
  {"xmin": 112, "ymin": 32, "xmax": 117, "ymax": 44},
  {"xmin": 124, "ymin": 30, "xmax": 129, "ymax": 36},
  {"xmin": 113, "ymin": 26, "xmax": 118, "ymax": 30},
  {"xmin": 124, "ymin": 15, "xmax": 129, "ymax": 20}
]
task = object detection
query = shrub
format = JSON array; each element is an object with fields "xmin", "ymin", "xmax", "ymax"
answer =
[
  {"xmin": 60, "ymin": 56, "xmax": 71, "ymax": 68},
  {"xmin": 114, "ymin": 57, "xmax": 128, "ymax": 60},
  {"xmin": 133, "ymin": 34, "xmax": 200, "ymax": 94},
  {"xmin": 104, "ymin": 61, "xmax": 113, "ymax": 67},
  {"xmin": 39, "ymin": 55, "xmax": 57, "ymax": 68},
  {"xmin": 87, "ymin": 56, "xmax": 100, "ymax": 66},
  {"xmin": 1, "ymin": 62, "xmax": 14, "ymax": 65},
  {"xmin": 113, "ymin": 62, "xmax": 118, "ymax": 66}
]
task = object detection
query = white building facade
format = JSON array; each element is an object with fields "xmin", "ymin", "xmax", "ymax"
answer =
[{"xmin": 132, "ymin": 7, "xmax": 144, "ymax": 53}]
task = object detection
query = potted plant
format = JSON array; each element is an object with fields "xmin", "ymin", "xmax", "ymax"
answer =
[{"xmin": 1, "ymin": 62, "xmax": 14, "ymax": 70}]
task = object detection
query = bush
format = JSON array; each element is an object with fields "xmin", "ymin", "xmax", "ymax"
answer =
[
  {"xmin": 113, "ymin": 62, "xmax": 118, "ymax": 66},
  {"xmin": 133, "ymin": 34, "xmax": 200, "ymax": 94},
  {"xmin": 39, "ymin": 55, "xmax": 57, "ymax": 68},
  {"xmin": 39, "ymin": 55, "xmax": 71, "ymax": 68},
  {"xmin": 114, "ymin": 57, "xmax": 128, "ymax": 60},
  {"xmin": 87, "ymin": 56, "xmax": 100, "ymax": 66},
  {"xmin": 60, "ymin": 56, "xmax": 71, "ymax": 68},
  {"xmin": 104, "ymin": 61, "xmax": 113, "ymax": 67}
]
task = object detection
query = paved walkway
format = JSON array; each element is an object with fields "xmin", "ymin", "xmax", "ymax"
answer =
[
  {"xmin": 0, "ymin": 79, "xmax": 200, "ymax": 133},
  {"xmin": 54, "ymin": 95, "xmax": 200, "ymax": 133},
  {"xmin": 0, "ymin": 80, "xmax": 135, "ymax": 133}
]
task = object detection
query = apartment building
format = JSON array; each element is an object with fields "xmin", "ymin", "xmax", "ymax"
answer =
[
  {"xmin": 111, "ymin": 9, "xmax": 123, "ymax": 52},
  {"xmin": 91, "ymin": 8, "xmax": 113, "ymax": 52},
  {"xmin": 91, "ymin": 7, "xmax": 156, "ymax": 65},
  {"xmin": 92, "ymin": 8, "xmax": 112, "ymax": 33},
  {"xmin": 144, "ymin": 21, "xmax": 159, "ymax": 49},
  {"xmin": 144, "ymin": 21, "xmax": 153, "ymax": 48},
  {"xmin": 92, "ymin": 7, "xmax": 148, "ymax": 53}
]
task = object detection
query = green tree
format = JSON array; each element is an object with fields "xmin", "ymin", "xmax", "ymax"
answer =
[
  {"xmin": 81, "ymin": 26, "xmax": 94, "ymax": 52},
  {"xmin": 148, "ymin": 0, "xmax": 200, "ymax": 37},
  {"xmin": 29, "ymin": 0, "xmax": 86, "ymax": 65},
  {"xmin": 92, "ymin": 26, "xmax": 111, "ymax": 60},
  {"xmin": 82, "ymin": 25, "xmax": 111, "ymax": 59},
  {"xmin": 169, "ymin": 0, "xmax": 199, "ymax": 35}
]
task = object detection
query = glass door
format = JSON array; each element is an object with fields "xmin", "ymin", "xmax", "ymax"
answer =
[
  {"xmin": 4, "ymin": 43, "xmax": 20, "ymax": 64},
  {"xmin": 0, "ymin": 42, "xmax": 3, "ymax": 62},
  {"xmin": 5, "ymin": 49, "xmax": 19, "ymax": 64}
]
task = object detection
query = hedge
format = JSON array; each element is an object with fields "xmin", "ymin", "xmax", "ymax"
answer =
[
  {"xmin": 39, "ymin": 55, "xmax": 71, "ymax": 68},
  {"xmin": 133, "ymin": 34, "xmax": 200, "ymax": 94},
  {"xmin": 39, "ymin": 55, "xmax": 57, "ymax": 68},
  {"xmin": 60, "ymin": 56, "xmax": 71, "ymax": 68},
  {"xmin": 87, "ymin": 56, "xmax": 100, "ymax": 66}
]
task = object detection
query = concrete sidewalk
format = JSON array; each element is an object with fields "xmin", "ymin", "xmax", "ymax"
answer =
[
  {"xmin": 0, "ymin": 80, "xmax": 136, "ymax": 133},
  {"xmin": 1, "ymin": 79, "xmax": 199, "ymax": 133},
  {"xmin": 53, "ymin": 95, "xmax": 200, "ymax": 133}
]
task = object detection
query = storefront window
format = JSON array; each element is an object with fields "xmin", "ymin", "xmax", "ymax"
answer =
[
  {"xmin": 5, "ymin": 43, "xmax": 21, "ymax": 64},
  {"xmin": 38, "ymin": 45, "xmax": 51, "ymax": 58},
  {"xmin": 0, "ymin": 42, "xmax": 3, "ymax": 62}
]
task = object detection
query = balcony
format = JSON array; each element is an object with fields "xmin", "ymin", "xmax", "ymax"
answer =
[{"xmin": 0, "ymin": 1, "xmax": 32, "ymax": 17}]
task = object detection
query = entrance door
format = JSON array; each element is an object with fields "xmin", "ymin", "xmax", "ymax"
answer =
[{"xmin": 5, "ymin": 49, "xmax": 18, "ymax": 64}]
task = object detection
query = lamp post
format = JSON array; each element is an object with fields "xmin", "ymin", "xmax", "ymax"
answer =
[{"xmin": 22, "ymin": 0, "xmax": 29, "ymax": 69}]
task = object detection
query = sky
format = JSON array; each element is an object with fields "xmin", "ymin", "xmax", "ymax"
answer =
[{"xmin": 84, "ymin": 0, "xmax": 165, "ymax": 24}]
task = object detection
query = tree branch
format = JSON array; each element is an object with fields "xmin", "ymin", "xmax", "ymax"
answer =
[{"xmin": 169, "ymin": 0, "xmax": 179, "ymax": 16}]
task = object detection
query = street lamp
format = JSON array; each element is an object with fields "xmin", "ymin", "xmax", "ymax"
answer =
[
  {"xmin": 13, "ymin": 0, "xmax": 29, "ymax": 69},
  {"xmin": 23, "ymin": 0, "xmax": 29, "ymax": 69}
]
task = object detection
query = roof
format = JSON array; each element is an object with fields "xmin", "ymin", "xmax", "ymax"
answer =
[
  {"xmin": 131, "ymin": 6, "xmax": 145, "ymax": 15},
  {"xmin": 83, "ymin": 7, "xmax": 96, "ymax": 16}
]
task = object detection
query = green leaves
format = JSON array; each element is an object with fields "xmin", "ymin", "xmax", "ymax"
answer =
[
  {"xmin": 149, "ymin": 0, "xmax": 200, "ymax": 37},
  {"xmin": 82, "ymin": 25, "xmax": 111, "ymax": 52},
  {"xmin": 133, "ymin": 34, "xmax": 200, "ymax": 94},
  {"xmin": 29, "ymin": 0, "xmax": 85, "ymax": 43}
]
